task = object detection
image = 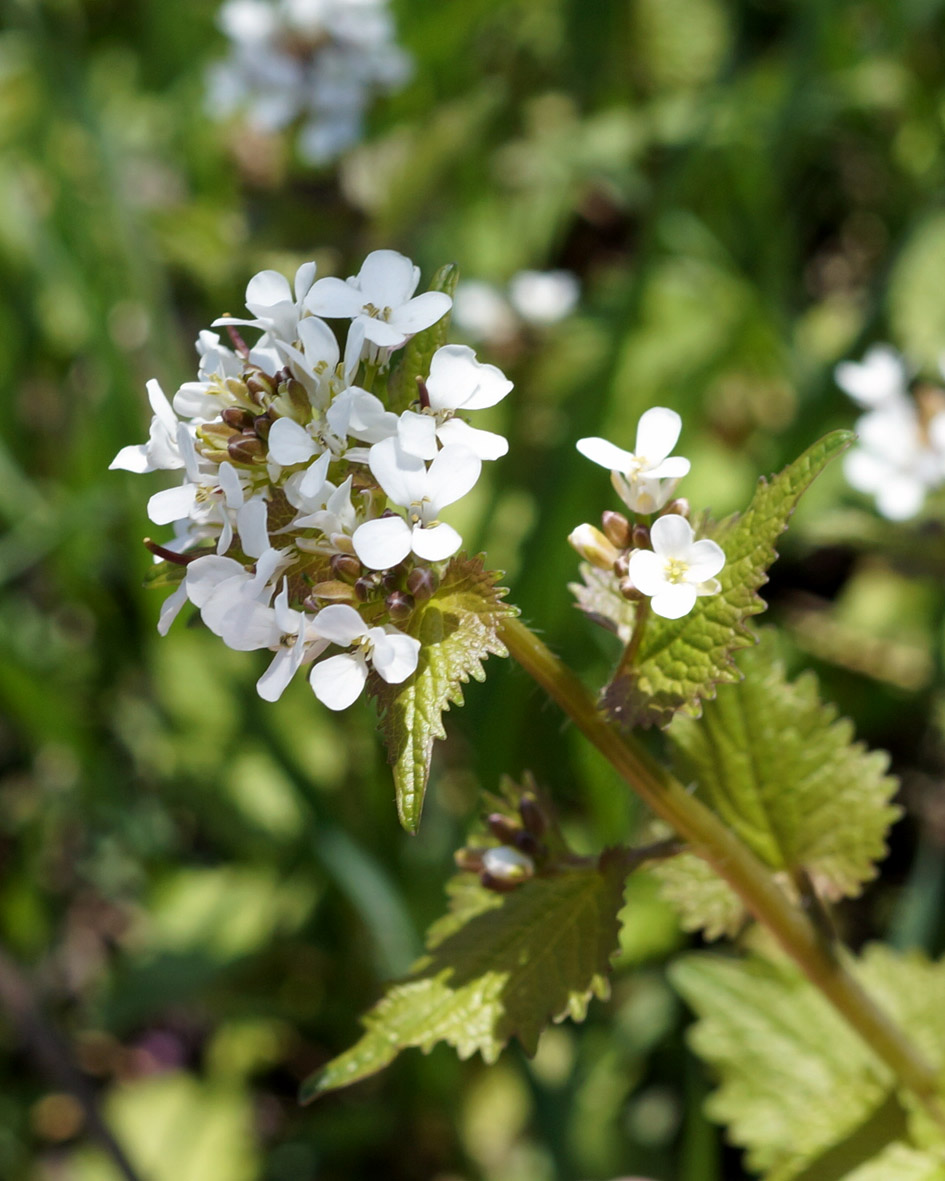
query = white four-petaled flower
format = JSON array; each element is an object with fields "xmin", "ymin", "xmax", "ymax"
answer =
[
  {"xmin": 577, "ymin": 407, "xmax": 691, "ymax": 514},
  {"xmin": 309, "ymin": 603, "xmax": 420, "ymax": 709},
  {"xmin": 627, "ymin": 515, "xmax": 725, "ymax": 619},
  {"xmin": 352, "ymin": 439, "xmax": 481, "ymax": 568}
]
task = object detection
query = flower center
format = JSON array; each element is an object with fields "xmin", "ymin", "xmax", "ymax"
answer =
[
  {"xmin": 664, "ymin": 557, "xmax": 690, "ymax": 584},
  {"xmin": 362, "ymin": 302, "xmax": 393, "ymax": 323}
]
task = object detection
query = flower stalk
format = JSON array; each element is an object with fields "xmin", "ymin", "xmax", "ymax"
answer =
[{"xmin": 499, "ymin": 614, "xmax": 945, "ymax": 1122}]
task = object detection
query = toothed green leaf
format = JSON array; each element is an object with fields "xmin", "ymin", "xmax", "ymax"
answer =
[
  {"xmin": 651, "ymin": 850, "xmax": 747, "ymax": 941},
  {"xmin": 599, "ymin": 430, "xmax": 853, "ymax": 728},
  {"xmin": 369, "ymin": 555, "xmax": 516, "ymax": 833},
  {"xmin": 659, "ymin": 634, "xmax": 899, "ymax": 930},
  {"xmin": 387, "ymin": 262, "xmax": 460, "ymax": 412},
  {"xmin": 671, "ymin": 947, "xmax": 945, "ymax": 1181},
  {"xmin": 301, "ymin": 855, "xmax": 627, "ymax": 1101}
]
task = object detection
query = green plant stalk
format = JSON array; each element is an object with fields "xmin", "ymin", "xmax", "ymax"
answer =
[{"xmin": 500, "ymin": 615, "xmax": 945, "ymax": 1119}]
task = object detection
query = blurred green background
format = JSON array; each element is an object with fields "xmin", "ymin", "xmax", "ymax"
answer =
[{"xmin": 4, "ymin": 0, "xmax": 945, "ymax": 1176}]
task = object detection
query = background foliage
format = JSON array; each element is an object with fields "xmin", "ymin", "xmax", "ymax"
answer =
[{"xmin": 4, "ymin": 0, "xmax": 945, "ymax": 1176}]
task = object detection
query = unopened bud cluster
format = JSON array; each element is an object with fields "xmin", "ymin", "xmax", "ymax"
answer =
[
  {"xmin": 571, "ymin": 408, "xmax": 725, "ymax": 620},
  {"xmin": 111, "ymin": 250, "xmax": 513, "ymax": 709},
  {"xmin": 455, "ymin": 793, "xmax": 550, "ymax": 893}
]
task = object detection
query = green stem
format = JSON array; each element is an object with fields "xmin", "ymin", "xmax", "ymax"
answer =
[{"xmin": 499, "ymin": 615, "xmax": 945, "ymax": 1120}]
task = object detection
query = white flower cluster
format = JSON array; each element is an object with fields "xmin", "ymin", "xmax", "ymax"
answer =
[
  {"xmin": 571, "ymin": 408, "xmax": 725, "ymax": 620},
  {"xmin": 836, "ymin": 344, "xmax": 945, "ymax": 521},
  {"xmin": 111, "ymin": 249, "xmax": 513, "ymax": 709},
  {"xmin": 206, "ymin": 0, "xmax": 411, "ymax": 164}
]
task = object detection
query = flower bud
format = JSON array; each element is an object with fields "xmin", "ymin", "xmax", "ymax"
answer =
[
  {"xmin": 305, "ymin": 581, "xmax": 355, "ymax": 605},
  {"xmin": 620, "ymin": 578, "xmax": 643, "ymax": 601},
  {"xmin": 519, "ymin": 794, "xmax": 547, "ymax": 837},
  {"xmin": 354, "ymin": 575, "xmax": 379, "ymax": 602},
  {"xmin": 631, "ymin": 523, "xmax": 651, "ymax": 550},
  {"xmin": 454, "ymin": 847, "xmax": 485, "ymax": 873},
  {"xmin": 382, "ymin": 566, "xmax": 405, "ymax": 592},
  {"xmin": 252, "ymin": 412, "xmax": 273, "ymax": 440},
  {"xmin": 481, "ymin": 845, "xmax": 534, "ymax": 883},
  {"xmin": 513, "ymin": 830, "xmax": 543, "ymax": 858},
  {"xmin": 406, "ymin": 567, "xmax": 438, "ymax": 601},
  {"xmin": 225, "ymin": 376, "xmax": 250, "ymax": 402},
  {"xmin": 282, "ymin": 377, "xmax": 310, "ymax": 414},
  {"xmin": 568, "ymin": 523, "xmax": 620, "ymax": 570},
  {"xmin": 331, "ymin": 533, "xmax": 357, "ymax": 557},
  {"xmin": 663, "ymin": 498, "xmax": 689, "ymax": 519},
  {"xmin": 614, "ymin": 553, "xmax": 630, "ymax": 578},
  {"xmin": 330, "ymin": 552, "xmax": 362, "ymax": 583},
  {"xmin": 601, "ymin": 510, "xmax": 632, "ymax": 548},
  {"xmin": 245, "ymin": 372, "xmax": 275, "ymax": 403},
  {"xmin": 221, "ymin": 407, "xmax": 256, "ymax": 431},
  {"xmin": 227, "ymin": 435, "xmax": 266, "ymax": 464},
  {"xmin": 486, "ymin": 813, "xmax": 520, "ymax": 844},
  {"xmin": 385, "ymin": 591, "xmax": 415, "ymax": 621}
]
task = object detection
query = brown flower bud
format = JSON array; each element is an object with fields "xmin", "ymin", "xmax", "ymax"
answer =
[
  {"xmin": 620, "ymin": 578, "xmax": 644, "ymax": 601},
  {"xmin": 252, "ymin": 412, "xmax": 273, "ymax": 440},
  {"xmin": 406, "ymin": 567, "xmax": 438, "ymax": 601},
  {"xmin": 631, "ymin": 523, "xmax": 651, "ymax": 550},
  {"xmin": 663, "ymin": 498, "xmax": 690, "ymax": 519},
  {"xmin": 305, "ymin": 581, "xmax": 355, "ymax": 604},
  {"xmin": 385, "ymin": 591, "xmax": 415, "ymax": 621},
  {"xmin": 613, "ymin": 553, "xmax": 630, "ymax": 578},
  {"xmin": 354, "ymin": 576, "xmax": 378, "ymax": 603},
  {"xmin": 245, "ymin": 372, "xmax": 275, "ymax": 403},
  {"xmin": 227, "ymin": 435, "xmax": 266, "ymax": 464},
  {"xmin": 601, "ymin": 510, "xmax": 632, "ymax": 548},
  {"xmin": 222, "ymin": 407, "xmax": 256, "ymax": 431},
  {"xmin": 519, "ymin": 794, "xmax": 547, "ymax": 837},
  {"xmin": 486, "ymin": 813, "xmax": 520, "ymax": 844},
  {"xmin": 330, "ymin": 552, "xmax": 362, "ymax": 583},
  {"xmin": 454, "ymin": 847, "xmax": 485, "ymax": 873}
]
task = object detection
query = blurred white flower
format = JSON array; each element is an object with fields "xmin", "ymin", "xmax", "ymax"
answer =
[
  {"xmin": 835, "ymin": 344, "xmax": 910, "ymax": 411},
  {"xmin": 508, "ymin": 269, "xmax": 580, "ymax": 325},
  {"xmin": 844, "ymin": 402, "xmax": 945, "ymax": 520},
  {"xmin": 627, "ymin": 515, "xmax": 725, "ymax": 620},
  {"xmin": 577, "ymin": 408, "xmax": 691, "ymax": 514},
  {"xmin": 207, "ymin": 0, "xmax": 411, "ymax": 164},
  {"xmin": 450, "ymin": 281, "xmax": 517, "ymax": 344}
]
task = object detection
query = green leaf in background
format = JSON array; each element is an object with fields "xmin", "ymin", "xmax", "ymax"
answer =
[
  {"xmin": 370, "ymin": 554, "xmax": 516, "ymax": 833},
  {"xmin": 671, "ymin": 947, "xmax": 945, "ymax": 1181},
  {"xmin": 651, "ymin": 848, "xmax": 746, "ymax": 941},
  {"xmin": 661, "ymin": 633, "xmax": 899, "ymax": 925},
  {"xmin": 301, "ymin": 853, "xmax": 627, "ymax": 1100},
  {"xmin": 386, "ymin": 261, "xmax": 460, "ymax": 413},
  {"xmin": 600, "ymin": 430, "xmax": 853, "ymax": 728}
]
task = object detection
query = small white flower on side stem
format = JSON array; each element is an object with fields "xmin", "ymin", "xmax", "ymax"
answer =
[
  {"xmin": 309, "ymin": 603, "xmax": 420, "ymax": 710},
  {"xmin": 627, "ymin": 514, "xmax": 725, "ymax": 620},
  {"xmin": 110, "ymin": 380, "xmax": 187, "ymax": 474},
  {"xmin": 577, "ymin": 408, "xmax": 690, "ymax": 514},
  {"xmin": 352, "ymin": 439, "xmax": 481, "ymax": 568}
]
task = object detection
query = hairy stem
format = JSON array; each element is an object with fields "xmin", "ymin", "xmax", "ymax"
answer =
[{"xmin": 500, "ymin": 615, "xmax": 945, "ymax": 1120}]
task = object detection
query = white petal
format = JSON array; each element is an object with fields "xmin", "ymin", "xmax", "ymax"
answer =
[
  {"xmin": 686, "ymin": 539, "xmax": 726, "ymax": 582},
  {"xmin": 358, "ymin": 315, "xmax": 407, "ymax": 348},
  {"xmin": 397, "ymin": 411, "xmax": 438, "ymax": 459},
  {"xmin": 352, "ymin": 516, "xmax": 413, "ymax": 569},
  {"xmin": 435, "ymin": 418, "xmax": 508, "ymax": 460},
  {"xmin": 649, "ymin": 514, "xmax": 694, "ymax": 559},
  {"xmin": 304, "ymin": 276, "xmax": 364, "ymax": 318},
  {"xmin": 876, "ymin": 476, "xmax": 925, "ymax": 520},
  {"xmin": 635, "ymin": 407, "xmax": 682, "ymax": 464},
  {"xmin": 342, "ymin": 317, "xmax": 366, "ymax": 381},
  {"xmin": 389, "ymin": 291, "xmax": 452, "ymax": 336},
  {"xmin": 626, "ymin": 550, "xmax": 667, "ymax": 597},
  {"xmin": 185, "ymin": 555, "xmax": 246, "ymax": 606},
  {"xmin": 267, "ymin": 418, "xmax": 317, "ymax": 466},
  {"xmin": 426, "ymin": 445, "xmax": 481, "ymax": 511},
  {"xmin": 256, "ymin": 647, "xmax": 299, "ymax": 702},
  {"xmin": 273, "ymin": 582, "xmax": 296, "ymax": 633},
  {"xmin": 651, "ymin": 583, "xmax": 698, "ymax": 619},
  {"xmin": 836, "ymin": 346, "xmax": 907, "ymax": 408},
  {"xmin": 310, "ymin": 652, "xmax": 368, "ymax": 710},
  {"xmin": 237, "ymin": 496, "xmax": 270, "ymax": 559},
  {"xmin": 426, "ymin": 344, "xmax": 512, "ymax": 411},
  {"xmin": 109, "ymin": 443, "xmax": 150, "ymax": 473},
  {"xmin": 356, "ymin": 249, "xmax": 419, "ymax": 306},
  {"xmin": 410, "ymin": 521, "xmax": 462, "ymax": 561},
  {"xmin": 157, "ymin": 581, "xmax": 189, "ymax": 636},
  {"xmin": 576, "ymin": 436, "xmax": 637, "ymax": 472},
  {"xmin": 218, "ymin": 461, "xmax": 244, "ymax": 509},
  {"xmin": 645, "ymin": 456, "xmax": 691, "ymax": 480},
  {"xmin": 245, "ymin": 269, "xmax": 292, "ymax": 314},
  {"xmin": 173, "ymin": 381, "xmax": 219, "ymax": 419},
  {"xmin": 371, "ymin": 630, "xmax": 421, "ymax": 684},
  {"xmin": 298, "ymin": 450, "xmax": 332, "ymax": 500},
  {"xmin": 294, "ymin": 260, "xmax": 317, "ymax": 303},
  {"xmin": 147, "ymin": 484, "xmax": 197, "ymax": 525},
  {"xmin": 146, "ymin": 379, "xmax": 178, "ymax": 436},
  {"xmin": 312, "ymin": 603, "xmax": 368, "ymax": 645},
  {"xmin": 368, "ymin": 437, "xmax": 428, "ymax": 507},
  {"xmin": 297, "ymin": 314, "xmax": 339, "ymax": 369}
]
